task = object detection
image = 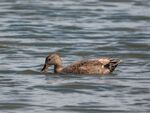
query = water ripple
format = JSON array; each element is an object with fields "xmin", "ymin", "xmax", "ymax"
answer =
[{"xmin": 0, "ymin": 0, "xmax": 150, "ymax": 113}]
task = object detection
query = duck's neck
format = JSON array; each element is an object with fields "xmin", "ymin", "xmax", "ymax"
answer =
[{"xmin": 54, "ymin": 64, "xmax": 63, "ymax": 73}]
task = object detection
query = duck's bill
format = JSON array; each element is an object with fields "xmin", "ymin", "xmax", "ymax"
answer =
[{"xmin": 41, "ymin": 64, "xmax": 49, "ymax": 72}]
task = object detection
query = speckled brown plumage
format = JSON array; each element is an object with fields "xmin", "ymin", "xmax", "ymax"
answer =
[{"xmin": 41, "ymin": 53, "xmax": 121, "ymax": 75}]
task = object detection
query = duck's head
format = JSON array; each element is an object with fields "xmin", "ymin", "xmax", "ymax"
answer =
[{"xmin": 41, "ymin": 53, "xmax": 62, "ymax": 72}]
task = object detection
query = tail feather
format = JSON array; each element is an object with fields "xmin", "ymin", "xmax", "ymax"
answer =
[{"xmin": 105, "ymin": 59, "xmax": 121, "ymax": 72}]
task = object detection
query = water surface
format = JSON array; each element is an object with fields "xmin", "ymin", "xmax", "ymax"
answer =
[{"xmin": 0, "ymin": 0, "xmax": 150, "ymax": 113}]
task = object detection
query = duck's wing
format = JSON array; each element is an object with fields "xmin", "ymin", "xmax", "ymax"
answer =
[
  {"xmin": 62, "ymin": 58, "xmax": 121, "ymax": 74},
  {"xmin": 62, "ymin": 60, "xmax": 103, "ymax": 74}
]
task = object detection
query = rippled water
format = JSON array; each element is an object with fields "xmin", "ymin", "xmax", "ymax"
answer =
[{"xmin": 0, "ymin": 0, "xmax": 150, "ymax": 113}]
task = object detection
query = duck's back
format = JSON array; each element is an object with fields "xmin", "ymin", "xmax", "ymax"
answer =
[{"xmin": 61, "ymin": 59, "xmax": 110, "ymax": 75}]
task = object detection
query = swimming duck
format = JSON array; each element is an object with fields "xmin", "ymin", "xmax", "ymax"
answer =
[{"xmin": 41, "ymin": 53, "xmax": 121, "ymax": 75}]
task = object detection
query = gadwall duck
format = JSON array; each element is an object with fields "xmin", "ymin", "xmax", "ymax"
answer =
[{"xmin": 41, "ymin": 53, "xmax": 121, "ymax": 75}]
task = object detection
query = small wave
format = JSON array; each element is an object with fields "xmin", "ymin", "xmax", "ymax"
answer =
[{"xmin": 17, "ymin": 69, "xmax": 41, "ymax": 75}]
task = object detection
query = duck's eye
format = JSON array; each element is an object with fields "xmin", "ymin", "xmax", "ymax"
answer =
[{"xmin": 48, "ymin": 59, "xmax": 51, "ymax": 61}]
